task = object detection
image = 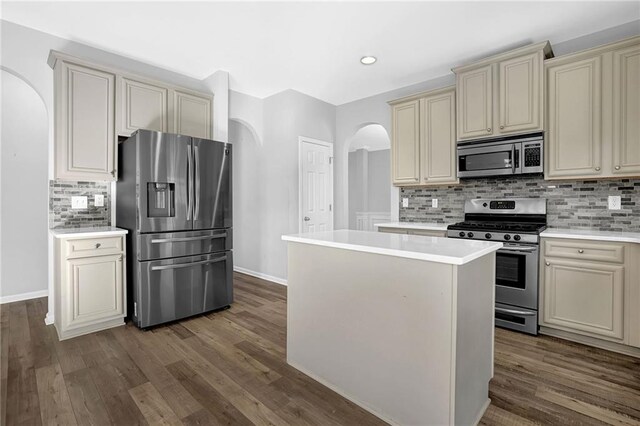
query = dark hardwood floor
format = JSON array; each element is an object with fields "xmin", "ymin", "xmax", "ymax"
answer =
[{"xmin": 1, "ymin": 272, "xmax": 639, "ymax": 425}]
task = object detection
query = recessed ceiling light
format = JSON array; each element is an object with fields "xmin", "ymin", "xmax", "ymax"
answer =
[{"xmin": 360, "ymin": 56, "xmax": 377, "ymax": 65}]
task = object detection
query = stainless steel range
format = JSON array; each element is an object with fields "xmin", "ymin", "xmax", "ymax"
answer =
[{"xmin": 447, "ymin": 199, "xmax": 547, "ymax": 335}]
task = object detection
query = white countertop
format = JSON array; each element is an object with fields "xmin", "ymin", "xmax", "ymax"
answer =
[
  {"xmin": 50, "ymin": 227, "xmax": 128, "ymax": 239},
  {"xmin": 541, "ymin": 228, "xmax": 640, "ymax": 244},
  {"xmin": 282, "ymin": 229, "xmax": 502, "ymax": 265},
  {"xmin": 373, "ymin": 222, "xmax": 452, "ymax": 231}
]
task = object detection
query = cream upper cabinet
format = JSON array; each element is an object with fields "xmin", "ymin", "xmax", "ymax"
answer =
[
  {"xmin": 545, "ymin": 36, "xmax": 640, "ymax": 180},
  {"xmin": 391, "ymin": 99, "xmax": 421, "ymax": 184},
  {"xmin": 456, "ymin": 65, "xmax": 493, "ymax": 139},
  {"xmin": 119, "ymin": 76, "xmax": 169, "ymax": 136},
  {"xmin": 453, "ymin": 41, "xmax": 552, "ymax": 142},
  {"xmin": 540, "ymin": 237, "xmax": 640, "ymax": 349},
  {"xmin": 421, "ymin": 88, "xmax": 458, "ymax": 184},
  {"xmin": 390, "ymin": 87, "xmax": 458, "ymax": 186},
  {"xmin": 498, "ymin": 52, "xmax": 542, "ymax": 134},
  {"xmin": 612, "ymin": 43, "xmax": 640, "ymax": 176},
  {"xmin": 49, "ymin": 50, "xmax": 216, "ymax": 182},
  {"xmin": 173, "ymin": 90, "xmax": 213, "ymax": 139},
  {"xmin": 53, "ymin": 60, "xmax": 117, "ymax": 181},
  {"xmin": 546, "ymin": 56, "xmax": 603, "ymax": 178}
]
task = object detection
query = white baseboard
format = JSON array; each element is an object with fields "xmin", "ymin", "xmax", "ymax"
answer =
[
  {"xmin": 0, "ymin": 289, "xmax": 48, "ymax": 305},
  {"xmin": 233, "ymin": 266, "xmax": 287, "ymax": 286}
]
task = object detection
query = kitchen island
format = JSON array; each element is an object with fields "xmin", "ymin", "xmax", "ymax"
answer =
[{"xmin": 282, "ymin": 230, "xmax": 502, "ymax": 426}]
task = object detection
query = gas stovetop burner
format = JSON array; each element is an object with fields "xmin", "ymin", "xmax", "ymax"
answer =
[{"xmin": 448, "ymin": 221, "xmax": 546, "ymax": 234}]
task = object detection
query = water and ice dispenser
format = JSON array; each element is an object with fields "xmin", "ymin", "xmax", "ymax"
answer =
[{"xmin": 147, "ymin": 183, "xmax": 175, "ymax": 217}]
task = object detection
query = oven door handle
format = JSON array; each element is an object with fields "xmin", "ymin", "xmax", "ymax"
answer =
[
  {"xmin": 495, "ymin": 307, "xmax": 536, "ymax": 316},
  {"xmin": 498, "ymin": 247, "xmax": 537, "ymax": 253}
]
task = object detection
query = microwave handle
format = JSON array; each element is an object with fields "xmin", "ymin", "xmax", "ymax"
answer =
[{"xmin": 511, "ymin": 145, "xmax": 516, "ymax": 174}]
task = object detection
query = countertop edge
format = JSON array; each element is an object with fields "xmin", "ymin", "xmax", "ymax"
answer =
[
  {"xmin": 282, "ymin": 235, "xmax": 502, "ymax": 265},
  {"xmin": 541, "ymin": 229, "xmax": 640, "ymax": 244},
  {"xmin": 50, "ymin": 227, "xmax": 129, "ymax": 239},
  {"xmin": 373, "ymin": 222, "xmax": 451, "ymax": 231}
]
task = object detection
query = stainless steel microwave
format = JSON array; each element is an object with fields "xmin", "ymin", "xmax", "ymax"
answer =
[{"xmin": 457, "ymin": 134, "xmax": 543, "ymax": 178}]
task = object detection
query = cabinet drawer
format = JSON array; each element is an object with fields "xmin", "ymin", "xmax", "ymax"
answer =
[
  {"xmin": 66, "ymin": 236, "xmax": 124, "ymax": 258},
  {"xmin": 544, "ymin": 239, "xmax": 624, "ymax": 264},
  {"xmin": 378, "ymin": 228, "xmax": 408, "ymax": 235},
  {"xmin": 408, "ymin": 229, "xmax": 446, "ymax": 237}
]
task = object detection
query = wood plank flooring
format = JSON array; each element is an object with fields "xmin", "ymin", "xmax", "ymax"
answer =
[{"xmin": 1, "ymin": 272, "xmax": 639, "ymax": 425}]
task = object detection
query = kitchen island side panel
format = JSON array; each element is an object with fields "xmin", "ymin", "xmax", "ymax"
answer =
[
  {"xmin": 286, "ymin": 241, "xmax": 457, "ymax": 425},
  {"xmin": 453, "ymin": 253, "xmax": 496, "ymax": 425}
]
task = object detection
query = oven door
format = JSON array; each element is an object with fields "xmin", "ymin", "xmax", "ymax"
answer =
[
  {"xmin": 458, "ymin": 141, "xmax": 521, "ymax": 178},
  {"xmin": 495, "ymin": 243, "xmax": 538, "ymax": 309}
]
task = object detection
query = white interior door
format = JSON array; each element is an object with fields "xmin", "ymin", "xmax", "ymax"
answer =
[{"xmin": 300, "ymin": 137, "xmax": 333, "ymax": 233}]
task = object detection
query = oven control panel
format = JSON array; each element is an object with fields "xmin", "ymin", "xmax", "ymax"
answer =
[{"xmin": 446, "ymin": 229, "xmax": 539, "ymax": 244}]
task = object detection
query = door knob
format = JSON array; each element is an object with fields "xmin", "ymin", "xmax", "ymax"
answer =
[
  {"xmin": 595, "ymin": 167, "xmax": 601, "ymax": 171},
  {"xmin": 615, "ymin": 166, "xmax": 621, "ymax": 170},
  {"xmin": 304, "ymin": 217, "xmax": 310, "ymax": 221},
  {"xmin": 487, "ymin": 128, "xmax": 492, "ymax": 132},
  {"xmin": 578, "ymin": 249, "xmax": 584, "ymax": 253},
  {"xmin": 500, "ymin": 125, "xmax": 504, "ymax": 129},
  {"xmin": 545, "ymin": 262, "xmax": 550, "ymax": 266},
  {"xmin": 95, "ymin": 243, "xmax": 101, "ymax": 248}
]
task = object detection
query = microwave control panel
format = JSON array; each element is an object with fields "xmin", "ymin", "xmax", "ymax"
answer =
[{"xmin": 524, "ymin": 143, "xmax": 542, "ymax": 167}]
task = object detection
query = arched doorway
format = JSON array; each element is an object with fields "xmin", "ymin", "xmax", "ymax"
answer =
[{"xmin": 347, "ymin": 124, "xmax": 392, "ymax": 230}]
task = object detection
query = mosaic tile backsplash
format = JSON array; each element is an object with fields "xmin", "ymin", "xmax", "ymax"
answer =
[
  {"xmin": 400, "ymin": 176, "xmax": 640, "ymax": 232},
  {"xmin": 49, "ymin": 180, "xmax": 111, "ymax": 228}
]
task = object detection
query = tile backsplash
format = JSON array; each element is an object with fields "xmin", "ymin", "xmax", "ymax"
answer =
[
  {"xmin": 399, "ymin": 176, "xmax": 640, "ymax": 232},
  {"xmin": 49, "ymin": 180, "xmax": 111, "ymax": 228}
]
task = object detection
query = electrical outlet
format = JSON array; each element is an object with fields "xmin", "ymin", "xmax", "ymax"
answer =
[
  {"xmin": 94, "ymin": 194, "xmax": 104, "ymax": 207},
  {"xmin": 402, "ymin": 198, "xmax": 409, "ymax": 208},
  {"xmin": 71, "ymin": 196, "xmax": 87, "ymax": 209},
  {"xmin": 431, "ymin": 199, "xmax": 438, "ymax": 208},
  {"xmin": 608, "ymin": 195, "xmax": 621, "ymax": 210}
]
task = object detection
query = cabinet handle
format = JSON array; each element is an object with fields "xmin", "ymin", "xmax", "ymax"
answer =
[
  {"xmin": 95, "ymin": 243, "xmax": 101, "ymax": 248},
  {"xmin": 500, "ymin": 125, "xmax": 504, "ymax": 129},
  {"xmin": 487, "ymin": 128, "xmax": 492, "ymax": 132},
  {"xmin": 615, "ymin": 166, "xmax": 621, "ymax": 170},
  {"xmin": 595, "ymin": 167, "xmax": 601, "ymax": 171},
  {"xmin": 578, "ymin": 249, "xmax": 584, "ymax": 253},
  {"xmin": 545, "ymin": 261, "xmax": 550, "ymax": 266}
]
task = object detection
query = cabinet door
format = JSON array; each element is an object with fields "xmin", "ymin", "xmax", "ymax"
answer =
[
  {"xmin": 119, "ymin": 77, "xmax": 169, "ymax": 136},
  {"xmin": 498, "ymin": 52, "xmax": 542, "ymax": 134},
  {"xmin": 173, "ymin": 90, "xmax": 212, "ymax": 139},
  {"xmin": 64, "ymin": 254, "xmax": 124, "ymax": 330},
  {"xmin": 421, "ymin": 90, "xmax": 458, "ymax": 184},
  {"xmin": 546, "ymin": 56, "xmax": 602, "ymax": 178},
  {"xmin": 456, "ymin": 65, "xmax": 493, "ymax": 140},
  {"xmin": 612, "ymin": 44, "xmax": 640, "ymax": 176},
  {"xmin": 542, "ymin": 259, "xmax": 624, "ymax": 341},
  {"xmin": 56, "ymin": 62, "xmax": 116, "ymax": 180},
  {"xmin": 391, "ymin": 100, "xmax": 420, "ymax": 184}
]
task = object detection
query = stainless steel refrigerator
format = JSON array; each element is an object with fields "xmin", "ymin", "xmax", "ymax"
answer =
[{"xmin": 116, "ymin": 129, "xmax": 233, "ymax": 328}]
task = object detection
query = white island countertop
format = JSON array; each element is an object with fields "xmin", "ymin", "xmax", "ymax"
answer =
[
  {"xmin": 373, "ymin": 221, "xmax": 452, "ymax": 231},
  {"xmin": 282, "ymin": 229, "xmax": 502, "ymax": 265},
  {"xmin": 541, "ymin": 228, "xmax": 640, "ymax": 244},
  {"xmin": 50, "ymin": 226, "xmax": 128, "ymax": 239}
]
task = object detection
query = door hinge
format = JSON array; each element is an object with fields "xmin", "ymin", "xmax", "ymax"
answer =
[
  {"xmin": 329, "ymin": 157, "xmax": 333, "ymax": 164},
  {"xmin": 329, "ymin": 204, "xmax": 332, "ymax": 212}
]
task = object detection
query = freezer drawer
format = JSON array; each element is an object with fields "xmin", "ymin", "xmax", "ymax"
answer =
[
  {"xmin": 134, "ymin": 251, "xmax": 233, "ymax": 328},
  {"xmin": 137, "ymin": 229, "xmax": 232, "ymax": 261}
]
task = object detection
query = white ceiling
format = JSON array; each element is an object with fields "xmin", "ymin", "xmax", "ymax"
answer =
[{"xmin": 2, "ymin": 1, "xmax": 639, "ymax": 105}]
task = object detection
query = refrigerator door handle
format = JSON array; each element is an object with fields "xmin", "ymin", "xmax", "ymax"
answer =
[
  {"xmin": 186, "ymin": 144, "xmax": 193, "ymax": 220},
  {"xmin": 150, "ymin": 233, "xmax": 227, "ymax": 244},
  {"xmin": 194, "ymin": 145, "xmax": 200, "ymax": 220},
  {"xmin": 150, "ymin": 255, "xmax": 227, "ymax": 271}
]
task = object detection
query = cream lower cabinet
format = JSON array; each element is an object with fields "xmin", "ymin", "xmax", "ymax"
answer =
[
  {"xmin": 540, "ymin": 238, "xmax": 640, "ymax": 350},
  {"xmin": 389, "ymin": 87, "xmax": 458, "ymax": 187},
  {"xmin": 545, "ymin": 36, "xmax": 640, "ymax": 179},
  {"xmin": 54, "ymin": 234, "xmax": 126, "ymax": 340}
]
